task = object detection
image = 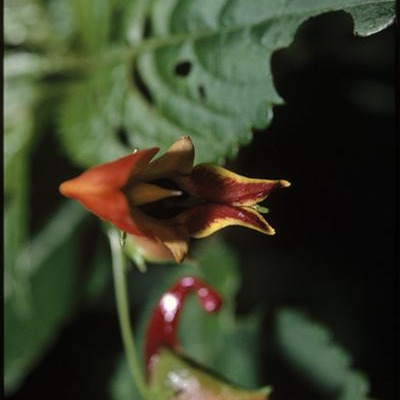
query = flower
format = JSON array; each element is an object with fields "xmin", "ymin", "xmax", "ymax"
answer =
[
  {"xmin": 145, "ymin": 276, "xmax": 271, "ymax": 399},
  {"xmin": 59, "ymin": 137, "xmax": 290, "ymax": 263}
]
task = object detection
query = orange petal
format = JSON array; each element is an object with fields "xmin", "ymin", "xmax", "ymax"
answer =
[
  {"xmin": 178, "ymin": 163, "xmax": 290, "ymax": 206},
  {"xmin": 59, "ymin": 148, "xmax": 160, "ymax": 234},
  {"xmin": 143, "ymin": 136, "xmax": 195, "ymax": 180},
  {"xmin": 179, "ymin": 203, "xmax": 275, "ymax": 238},
  {"xmin": 66, "ymin": 187, "xmax": 142, "ymax": 234},
  {"xmin": 60, "ymin": 148, "xmax": 159, "ymax": 195}
]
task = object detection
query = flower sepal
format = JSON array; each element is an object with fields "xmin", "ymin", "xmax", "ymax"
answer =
[
  {"xmin": 149, "ymin": 348, "xmax": 271, "ymax": 400},
  {"xmin": 123, "ymin": 234, "xmax": 177, "ymax": 269}
]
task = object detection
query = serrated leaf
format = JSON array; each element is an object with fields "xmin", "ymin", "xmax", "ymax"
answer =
[
  {"xmin": 275, "ymin": 309, "xmax": 371, "ymax": 400},
  {"xmin": 4, "ymin": 203, "xmax": 86, "ymax": 394},
  {"xmin": 345, "ymin": 2, "xmax": 395, "ymax": 36},
  {"xmin": 58, "ymin": 0, "xmax": 394, "ymax": 167}
]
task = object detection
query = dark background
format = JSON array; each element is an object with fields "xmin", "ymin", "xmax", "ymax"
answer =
[{"xmin": 7, "ymin": 11, "xmax": 397, "ymax": 400}]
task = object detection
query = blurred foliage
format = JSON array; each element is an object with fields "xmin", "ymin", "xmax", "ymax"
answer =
[
  {"xmin": 110, "ymin": 238, "xmax": 266, "ymax": 399},
  {"xmin": 4, "ymin": 203, "xmax": 86, "ymax": 392},
  {"xmin": 4, "ymin": 0, "xmax": 395, "ymax": 399},
  {"xmin": 276, "ymin": 309, "xmax": 371, "ymax": 400}
]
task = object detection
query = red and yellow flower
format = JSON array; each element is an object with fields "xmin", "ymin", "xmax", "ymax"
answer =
[{"xmin": 59, "ymin": 137, "xmax": 290, "ymax": 263}]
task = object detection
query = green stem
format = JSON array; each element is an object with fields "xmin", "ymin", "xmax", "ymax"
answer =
[{"xmin": 108, "ymin": 229, "xmax": 151, "ymax": 400}]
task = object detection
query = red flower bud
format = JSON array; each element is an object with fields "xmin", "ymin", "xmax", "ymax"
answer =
[{"xmin": 60, "ymin": 137, "xmax": 290, "ymax": 263}]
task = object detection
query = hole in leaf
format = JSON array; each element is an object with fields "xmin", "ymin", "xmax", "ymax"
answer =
[
  {"xmin": 132, "ymin": 65, "xmax": 154, "ymax": 104},
  {"xmin": 174, "ymin": 61, "xmax": 192, "ymax": 77},
  {"xmin": 115, "ymin": 127, "xmax": 130, "ymax": 147},
  {"xmin": 143, "ymin": 16, "xmax": 152, "ymax": 39},
  {"xmin": 198, "ymin": 85, "xmax": 206, "ymax": 99}
]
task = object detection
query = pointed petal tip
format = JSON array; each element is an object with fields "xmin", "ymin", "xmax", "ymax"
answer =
[
  {"xmin": 59, "ymin": 179, "xmax": 76, "ymax": 198},
  {"xmin": 178, "ymin": 135, "xmax": 193, "ymax": 144},
  {"xmin": 59, "ymin": 181, "xmax": 68, "ymax": 196},
  {"xmin": 267, "ymin": 227, "xmax": 276, "ymax": 235},
  {"xmin": 182, "ymin": 204, "xmax": 276, "ymax": 238},
  {"xmin": 179, "ymin": 164, "xmax": 290, "ymax": 206},
  {"xmin": 162, "ymin": 239, "xmax": 188, "ymax": 263}
]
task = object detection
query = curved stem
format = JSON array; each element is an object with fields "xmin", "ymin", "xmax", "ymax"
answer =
[{"xmin": 108, "ymin": 229, "xmax": 151, "ymax": 400}]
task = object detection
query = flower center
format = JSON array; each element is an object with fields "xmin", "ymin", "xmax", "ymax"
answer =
[{"xmin": 124, "ymin": 179, "xmax": 201, "ymax": 220}]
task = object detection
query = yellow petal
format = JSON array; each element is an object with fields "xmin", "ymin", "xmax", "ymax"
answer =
[
  {"xmin": 128, "ymin": 182, "xmax": 182, "ymax": 206},
  {"xmin": 143, "ymin": 136, "xmax": 195, "ymax": 180},
  {"xmin": 179, "ymin": 204, "xmax": 275, "ymax": 238}
]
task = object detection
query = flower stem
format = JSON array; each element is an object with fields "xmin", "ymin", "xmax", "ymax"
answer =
[{"xmin": 108, "ymin": 229, "xmax": 151, "ymax": 400}]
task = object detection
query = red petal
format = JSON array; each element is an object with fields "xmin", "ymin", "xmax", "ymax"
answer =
[
  {"xmin": 78, "ymin": 189, "xmax": 142, "ymax": 234},
  {"xmin": 178, "ymin": 164, "xmax": 290, "ymax": 206},
  {"xmin": 60, "ymin": 148, "xmax": 159, "ymax": 194},
  {"xmin": 180, "ymin": 203, "xmax": 275, "ymax": 238}
]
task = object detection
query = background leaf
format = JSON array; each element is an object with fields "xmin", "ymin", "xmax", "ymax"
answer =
[
  {"xmin": 179, "ymin": 239, "xmax": 264, "ymax": 388},
  {"xmin": 4, "ymin": 78, "xmax": 37, "ymax": 304},
  {"xmin": 275, "ymin": 309, "xmax": 371, "ymax": 400},
  {"xmin": 4, "ymin": 203, "xmax": 86, "ymax": 394},
  {"xmin": 58, "ymin": 0, "xmax": 395, "ymax": 167}
]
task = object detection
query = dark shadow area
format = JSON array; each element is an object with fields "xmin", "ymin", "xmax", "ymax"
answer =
[
  {"xmin": 131, "ymin": 64, "xmax": 154, "ymax": 104},
  {"xmin": 115, "ymin": 126, "xmax": 130, "ymax": 147},
  {"xmin": 229, "ymin": 12, "xmax": 395, "ymax": 400},
  {"xmin": 198, "ymin": 84, "xmax": 206, "ymax": 99},
  {"xmin": 6, "ymin": 311, "xmax": 122, "ymax": 400}
]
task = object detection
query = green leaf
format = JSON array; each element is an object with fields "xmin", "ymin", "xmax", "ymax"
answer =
[
  {"xmin": 5, "ymin": 0, "xmax": 54, "ymax": 49},
  {"xmin": 4, "ymin": 77, "xmax": 37, "ymax": 304},
  {"xmin": 58, "ymin": 0, "xmax": 394, "ymax": 167},
  {"xmin": 150, "ymin": 348, "xmax": 271, "ymax": 400},
  {"xmin": 84, "ymin": 236, "xmax": 112, "ymax": 303},
  {"xmin": 345, "ymin": 2, "xmax": 395, "ymax": 36},
  {"xmin": 4, "ymin": 203, "xmax": 86, "ymax": 394},
  {"xmin": 110, "ymin": 358, "xmax": 146, "ymax": 400},
  {"xmin": 275, "ymin": 309, "xmax": 371, "ymax": 400},
  {"xmin": 179, "ymin": 238, "xmax": 263, "ymax": 388},
  {"xmin": 58, "ymin": 65, "xmax": 130, "ymax": 167}
]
